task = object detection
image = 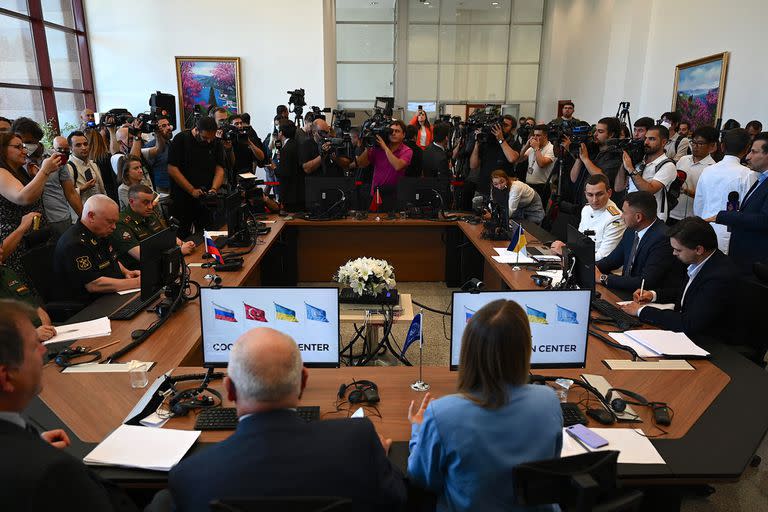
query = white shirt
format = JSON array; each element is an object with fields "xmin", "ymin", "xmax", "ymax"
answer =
[
  {"xmin": 670, "ymin": 154, "xmax": 716, "ymax": 220},
  {"xmin": 67, "ymin": 154, "xmax": 106, "ymax": 201},
  {"xmin": 578, "ymin": 199, "xmax": 626, "ymax": 260},
  {"xmin": 525, "ymin": 142, "xmax": 556, "ymax": 185},
  {"xmin": 628, "ymin": 153, "xmax": 677, "ymax": 221},
  {"xmin": 693, "ymin": 155, "xmax": 758, "ymax": 254},
  {"xmin": 419, "ymin": 127, "xmax": 428, "ymax": 147},
  {"xmin": 508, "ymin": 180, "xmax": 538, "ymax": 215},
  {"xmin": 665, "ymin": 133, "xmax": 690, "ymax": 161}
]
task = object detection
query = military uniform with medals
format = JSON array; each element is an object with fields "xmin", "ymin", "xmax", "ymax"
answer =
[
  {"xmin": 0, "ymin": 265, "xmax": 42, "ymax": 326},
  {"xmin": 111, "ymin": 207, "xmax": 167, "ymax": 268},
  {"xmin": 54, "ymin": 220, "xmax": 124, "ymax": 302},
  {"xmin": 578, "ymin": 199, "xmax": 626, "ymax": 260}
]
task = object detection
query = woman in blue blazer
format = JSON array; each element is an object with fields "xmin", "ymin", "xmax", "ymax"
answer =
[{"xmin": 407, "ymin": 299, "xmax": 563, "ymax": 512}]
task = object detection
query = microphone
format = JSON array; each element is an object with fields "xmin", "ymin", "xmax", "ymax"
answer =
[{"xmin": 727, "ymin": 191, "xmax": 739, "ymax": 212}]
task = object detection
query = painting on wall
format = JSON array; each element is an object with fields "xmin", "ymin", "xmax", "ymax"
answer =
[
  {"xmin": 672, "ymin": 52, "xmax": 729, "ymax": 129},
  {"xmin": 175, "ymin": 56, "xmax": 242, "ymax": 130}
]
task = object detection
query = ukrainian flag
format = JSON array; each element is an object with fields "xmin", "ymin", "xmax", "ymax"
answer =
[
  {"xmin": 274, "ymin": 303, "xmax": 299, "ymax": 322},
  {"xmin": 526, "ymin": 305, "xmax": 549, "ymax": 325},
  {"xmin": 508, "ymin": 224, "xmax": 527, "ymax": 254},
  {"xmin": 556, "ymin": 305, "xmax": 579, "ymax": 324}
]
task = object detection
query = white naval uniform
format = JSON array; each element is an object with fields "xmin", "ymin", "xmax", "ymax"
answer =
[{"xmin": 578, "ymin": 199, "xmax": 626, "ymax": 260}]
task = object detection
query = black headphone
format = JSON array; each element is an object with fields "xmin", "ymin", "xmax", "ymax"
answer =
[
  {"xmin": 531, "ymin": 274, "xmax": 552, "ymax": 288},
  {"xmin": 605, "ymin": 388, "xmax": 649, "ymax": 413},
  {"xmin": 168, "ymin": 387, "xmax": 223, "ymax": 416},
  {"xmin": 338, "ymin": 380, "xmax": 379, "ymax": 404},
  {"xmin": 54, "ymin": 347, "xmax": 102, "ymax": 368}
]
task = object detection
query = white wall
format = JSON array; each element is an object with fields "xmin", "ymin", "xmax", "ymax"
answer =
[
  {"xmin": 538, "ymin": 0, "xmax": 768, "ymax": 126},
  {"xmin": 83, "ymin": 0, "xmax": 327, "ymax": 134}
]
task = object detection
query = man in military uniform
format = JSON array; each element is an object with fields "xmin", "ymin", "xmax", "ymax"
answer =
[
  {"xmin": 111, "ymin": 184, "xmax": 196, "ymax": 268},
  {"xmin": 550, "ymin": 174, "xmax": 625, "ymax": 260},
  {"xmin": 54, "ymin": 195, "xmax": 141, "ymax": 303},
  {"xmin": 0, "ymin": 245, "xmax": 56, "ymax": 340}
]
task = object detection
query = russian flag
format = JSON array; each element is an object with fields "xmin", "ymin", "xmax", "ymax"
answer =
[
  {"xmin": 204, "ymin": 231, "xmax": 224, "ymax": 264},
  {"xmin": 213, "ymin": 302, "xmax": 237, "ymax": 322}
]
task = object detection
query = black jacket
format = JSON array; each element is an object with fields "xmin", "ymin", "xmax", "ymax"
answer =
[
  {"xmin": 275, "ymin": 138, "xmax": 303, "ymax": 210},
  {"xmin": 717, "ymin": 176, "xmax": 768, "ymax": 273},
  {"xmin": 422, "ymin": 143, "xmax": 450, "ymax": 178},
  {"xmin": 169, "ymin": 410, "xmax": 407, "ymax": 512}
]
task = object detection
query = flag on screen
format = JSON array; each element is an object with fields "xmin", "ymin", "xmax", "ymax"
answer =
[
  {"xmin": 465, "ymin": 306, "xmax": 476, "ymax": 323},
  {"xmin": 204, "ymin": 231, "xmax": 224, "ymax": 264},
  {"xmin": 369, "ymin": 186, "xmax": 383, "ymax": 212},
  {"xmin": 556, "ymin": 305, "xmax": 579, "ymax": 324},
  {"xmin": 526, "ymin": 305, "xmax": 548, "ymax": 325},
  {"xmin": 274, "ymin": 303, "xmax": 299, "ymax": 322},
  {"xmin": 507, "ymin": 224, "xmax": 527, "ymax": 254},
  {"xmin": 401, "ymin": 313, "xmax": 422, "ymax": 356},
  {"xmin": 213, "ymin": 302, "xmax": 237, "ymax": 322},
  {"xmin": 244, "ymin": 303, "xmax": 267, "ymax": 322},
  {"xmin": 305, "ymin": 302, "xmax": 329, "ymax": 323}
]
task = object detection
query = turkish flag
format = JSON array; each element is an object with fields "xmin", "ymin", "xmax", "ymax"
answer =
[
  {"xmin": 244, "ymin": 303, "xmax": 267, "ymax": 322},
  {"xmin": 369, "ymin": 187, "xmax": 383, "ymax": 212}
]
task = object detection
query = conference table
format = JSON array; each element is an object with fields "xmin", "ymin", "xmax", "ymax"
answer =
[{"xmin": 28, "ymin": 213, "xmax": 768, "ymax": 509}]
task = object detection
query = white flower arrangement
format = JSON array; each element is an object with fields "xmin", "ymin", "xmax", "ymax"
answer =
[{"xmin": 336, "ymin": 257, "xmax": 396, "ymax": 297}]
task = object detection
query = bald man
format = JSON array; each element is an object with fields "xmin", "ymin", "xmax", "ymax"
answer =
[
  {"xmin": 168, "ymin": 327, "xmax": 407, "ymax": 512},
  {"xmin": 54, "ymin": 195, "xmax": 140, "ymax": 302},
  {"xmin": 299, "ymin": 118, "xmax": 348, "ymax": 178}
]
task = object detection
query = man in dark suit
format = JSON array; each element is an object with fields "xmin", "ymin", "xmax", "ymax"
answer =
[
  {"xmin": 620, "ymin": 217, "xmax": 740, "ymax": 343},
  {"xmin": 274, "ymin": 120, "xmax": 304, "ymax": 212},
  {"xmin": 596, "ymin": 191, "xmax": 684, "ymax": 291},
  {"xmin": 708, "ymin": 132, "xmax": 768, "ymax": 273},
  {"xmin": 404, "ymin": 124, "xmax": 423, "ymax": 177},
  {"xmin": 422, "ymin": 122, "xmax": 451, "ymax": 178},
  {"xmin": 0, "ymin": 299, "xmax": 115, "ymax": 510},
  {"xmin": 169, "ymin": 327, "xmax": 407, "ymax": 512}
]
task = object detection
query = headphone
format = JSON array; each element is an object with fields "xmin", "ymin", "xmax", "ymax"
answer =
[
  {"xmin": 54, "ymin": 347, "xmax": 102, "ymax": 368},
  {"xmin": 531, "ymin": 274, "xmax": 552, "ymax": 288},
  {"xmin": 168, "ymin": 386, "xmax": 223, "ymax": 416},
  {"xmin": 338, "ymin": 380, "xmax": 379, "ymax": 404},
  {"xmin": 605, "ymin": 388, "xmax": 650, "ymax": 413}
]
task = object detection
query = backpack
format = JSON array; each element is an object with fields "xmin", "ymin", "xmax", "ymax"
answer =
[{"xmin": 654, "ymin": 158, "xmax": 682, "ymax": 213}]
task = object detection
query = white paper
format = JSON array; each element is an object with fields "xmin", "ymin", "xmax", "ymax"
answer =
[
  {"xmin": 536, "ymin": 270, "xmax": 564, "ymax": 286},
  {"xmin": 561, "ymin": 428, "xmax": 666, "ymax": 465},
  {"xmin": 62, "ymin": 361, "xmax": 153, "ymax": 374},
  {"xmin": 84, "ymin": 424, "xmax": 200, "ymax": 471},
  {"xmin": 491, "ymin": 251, "xmax": 536, "ymax": 264},
  {"xmin": 187, "ymin": 263, "xmax": 204, "ymax": 267},
  {"xmin": 117, "ymin": 288, "xmax": 140, "ymax": 296},
  {"xmin": 139, "ymin": 412, "xmax": 170, "ymax": 428},
  {"xmin": 624, "ymin": 330, "xmax": 709, "ymax": 357},
  {"xmin": 238, "ymin": 172, "xmax": 257, "ymax": 179},
  {"xmin": 608, "ymin": 332, "xmax": 661, "ymax": 358},
  {"xmin": 616, "ymin": 300, "xmax": 676, "ymax": 311},
  {"xmin": 206, "ymin": 230, "xmax": 228, "ymax": 237},
  {"xmin": 351, "ymin": 408, "xmax": 365, "ymax": 418},
  {"xmin": 43, "ymin": 317, "xmax": 111, "ymax": 345},
  {"xmin": 532, "ymin": 255, "xmax": 562, "ymax": 262}
]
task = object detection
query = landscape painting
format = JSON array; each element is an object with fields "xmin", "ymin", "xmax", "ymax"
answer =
[
  {"xmin": 175, "ymin": 56, "xmax": 242, "ymax": 130},
  {"xmin": 672, "ymin": 52, "xmax": 729, "ymax": 129}
]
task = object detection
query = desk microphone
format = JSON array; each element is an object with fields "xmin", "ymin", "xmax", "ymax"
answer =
[{"xmin": 727, "ymin": 191, "xmax": 739, "ymax": 212}]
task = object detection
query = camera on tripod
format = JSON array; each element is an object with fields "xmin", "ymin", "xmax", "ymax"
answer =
[
  {"xmin": 287, "ymin": 88, "xmax": 307, "ymax": 119},
  {"xmin": 307, "ymin": 106, "xmax": 331, "ymax": 123},
  {"xmin": 361, "ymin": 108, "xmax": 392, "ymax": 148},
  {"xmin": 332, "ymin": 109, "xmax": 355, "ymax": 133}
]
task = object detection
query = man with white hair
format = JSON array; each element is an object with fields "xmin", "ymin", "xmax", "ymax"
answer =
[
  {"xmin": 168, "ymin": 327, "xmax": 407, "ymax": 512},
  {"xmin": 54, "ymin": 195, "xmax": 140, "ymax": 302}
]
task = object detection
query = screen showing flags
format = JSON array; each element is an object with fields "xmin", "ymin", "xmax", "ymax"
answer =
[
  {"xmin": 451, "ymin": 290, "xmax": 591, "ymax": 369},
  {"xmin": 200, "ymin": 287, "xmax": 340, "ymax": 367},
  {"xmin": 204, "ymin": 231, "xmax": 224, "ymax": 264}
]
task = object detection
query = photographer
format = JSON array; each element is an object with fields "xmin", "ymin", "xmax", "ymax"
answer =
[
  {"xmin": 615, "ymin": 125, "xmax": 677, "ymax": 222},
  {"xmin": 468, "ymin": 115, "xmax": 521, "ymax": 198},
  {"xmin": 299, "ymin": 119, "xmax": 347, "ymax": 178},
  {"xmin": 167, "ymin": 116, "xmax": 225, "ymax": 237},
  {"xmin": 517, "ymin": 124, "xmax": 556, "ymax": 206},
  {"xmin": 211, "ymin": 107, "xmax": 236, "ymax": 177},
  {"xmin": 228, "ymin": 113, "xmax": 266, "ymax": 174},
  {"xmin": 568, "ymin": 117, "xmax": 623, "ymax": 208},
  {"xmin": 274, "ymin": 120, "xmax": 303, "ymax": 212},
  {"xmin": 633, "ymin": 116, "xmax": 655, "ymax": 140},
  {"xmin": 141, "ymin": 114, "xmax": 174, "ymax": 192},
  {"xmin": 110, "ymin": 120, "xmax": 155, "ymax": 189},
  {"xmin": 352, "ymin": 120, "xmax": 412, "ymax": 211}
]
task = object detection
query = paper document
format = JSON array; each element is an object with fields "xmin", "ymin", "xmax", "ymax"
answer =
[
  {"xmin": 561, "ymin": 428, "xmax": 666, "ymax": 464},
  {"xmin": 43, "ymin": 317, "xmax": 111, "ymax": 345},
  {"xmin": 492, "ymin": 248, "xmax": 536, "ymax": 264},
  {"xmin": 62, "ymin": 361, "xmax": 154, "ymax": 374},
  {"xmin": 532, "ymin": 255, "xmax": 562, "ymax": 262},
  {"xmin": 238, "ymin": 172, "xmax": 257, "ymax": 179},
  {"xmin": 206, "ymin": 230, "xmax": 228, "ymax": 237},
  {"xmin": 117, "ymin": 288, "xmax": 140, "ymax": 296},
  {"xmin": 84, "ymin": 424, "xmax": 200, "ymax": 471},
  {"xmin": 624, "ymin": 329, "xmax": 709, "ymax": 357},
  {"xmin": 608, "ymin": 332, "xmax": 662, "ymax": 358},
  {"xmin": 616, "ymin": 300, "xmax": 676, "ymax": 311}
]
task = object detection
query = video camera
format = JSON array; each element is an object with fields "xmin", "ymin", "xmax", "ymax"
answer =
[
  {"xmin": 465, "ymin": 110, "xmax": 502, "ymax": 144},
  {"xmin": 307, "ymin": 106, "xmax": 331, "ymax": 123},
  {"xmin": 136, "ymin": 112, "xmax": 161, "ymax": 134},
  {"xmin": 547, "ymin": 119, "xmax": 592, "ymax": 155},
  {"xmin": 287, "ymin": 88, "xmax": 307, "ymax": 118},
  {"xmin": 218, "ymin": 123, "xmax": 248, "ymax": 143},
  {"xmin": 320, "ymin": 133, "xmax": 354, "ymax": 159},
  {"xmin": 332, "ymin": 109, "xmax": 355, "ymax": 133},
  {"xmin": 100, "ymin": 109, "xmax": 134, "ymax": 128},
  {"xmin": 605, "ymin": 137, "xmax": 645, "ymax": 166},
  {"xmin": 360, "ymin": 108, "xmax": 392, "ymax": 148}
]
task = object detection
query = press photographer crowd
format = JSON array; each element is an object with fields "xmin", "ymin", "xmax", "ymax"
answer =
[{"xmin": 0, "ymin": 89, "xmax": 766, "ymax": 334}]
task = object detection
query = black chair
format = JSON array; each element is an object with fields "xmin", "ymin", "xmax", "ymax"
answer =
[
  {"xmin": 514, "ymin": 450, "xmax": 643, "ymax": 512},
  {"xmin": 21, "ymin": 241, "xmax": 86, "ymax": 322},
  {"xmin": 209, "ymin": 497, "xmax": 352, "ymax": 512}
]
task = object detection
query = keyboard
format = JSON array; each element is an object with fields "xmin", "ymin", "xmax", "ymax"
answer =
[
  {"xmin": 194, "ymin": 406, "xmax": 321, "ymax": 431},
  {"xmin": 591, "ymin": 297, "xmax": 643, "ymax": 329},
  {"xmin": 561, "ymin": 402, "xmax": 588, "ymax": 427},
  {"xmin": 108, "ymin": 290, "xmax": 161, "ymax": 320}
]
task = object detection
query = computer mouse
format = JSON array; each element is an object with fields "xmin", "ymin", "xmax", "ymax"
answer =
[{"xmin": 586, "ymin": 407, "xmax": 616, "ymax": 425}]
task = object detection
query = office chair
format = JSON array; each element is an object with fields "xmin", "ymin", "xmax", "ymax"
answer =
[
  {"xmin": 514, "ymin": 450, "xmax": 644, "ymax": 512},
  {"xmin": 21, "ymin": 241, "xmax": 87, "ymax": 322},
  {"xmin": 209, "ymin": 497, "xmax": 352, "ymax": 512}
]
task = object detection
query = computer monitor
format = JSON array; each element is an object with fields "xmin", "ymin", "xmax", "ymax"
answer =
[
  {"xmin": 304, "ymin": 176, "xmax": 355, "ymax": 218},
  {"xmin": 374, "ymin": 96, "xmax": 394, "ymax": 116},
  {"xmin": 396, "ymin": 177, "xmax": 451, "ymax": 214},
  {"xmin": 200, "ymin": 287, "xmax": 340, "ymax": 368},
  {"xmin": 450, "ymin": 289, "xmax": 591, "ymax": 370},
  {"xmin": 139, "ymin": 228, "xmax": 180, "ymax": 301},
  {"xmin": 565, "ymin": 225, "xmax": 596, "ymax": 295},
  {"xmin": 225, "ymin": 191, "xmax": 250, "ymax": 247}
]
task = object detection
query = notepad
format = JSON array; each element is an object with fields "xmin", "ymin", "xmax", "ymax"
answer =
[
  {"xmin": 84, "ymin": 424, "xmax": 200, "ymax": 471},
  {"xmin": 561, "ymin": 428, "xmax": 666, "ymax": 464},
  {"xmin": 43, "ymin": 317, "xmax": 111, "ymax": 345},
  {"xmin": 616, "ymin": 300, "xmax": 676, "ymax": 311},
  {"xmin": 492, "ymin": 248, "xmax": 536, "ymax": 264},
  {"xmin": 623, "ymin": 329, "xmax": 709, "ymax": 358}
]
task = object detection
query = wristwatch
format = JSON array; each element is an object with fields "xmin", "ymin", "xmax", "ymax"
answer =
[
  {"xmin": 599, "ymin": 274, "xmax": 609, "ymax": 285},
  {"xmin": 498, "ymin": 139, "xmax": 504, "ymax": 145}
]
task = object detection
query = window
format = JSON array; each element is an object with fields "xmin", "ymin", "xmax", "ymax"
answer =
[{"xmin": 0, "ymin": 0, "xmax": 95, "ymax": 133}]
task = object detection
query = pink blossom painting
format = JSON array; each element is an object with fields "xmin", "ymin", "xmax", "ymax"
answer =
[
  {"xmin": 672, "ymin": 53, "xmax": 729, "ymax": 130},
  {"xmin": 175, "ymin": 57, "xmax": 242, "ymax": 129}
]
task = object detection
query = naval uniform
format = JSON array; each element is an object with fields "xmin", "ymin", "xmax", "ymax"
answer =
[
  {"xmin": 577, "ymin": 199, "xmax": 626, "ymax": 260},
  {"xmin": 111, "ymin": 207, "xmax": 167, "ymax": 269},
  {"xmin": 0, "ymin": 265, "xmax": 42, "ymax": 326},
  {"xmin": 54, "ymin": 220, "xmax": 124, "ymax": 302}
]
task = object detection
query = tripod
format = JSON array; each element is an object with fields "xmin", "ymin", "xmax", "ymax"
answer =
[{"xmin": 616, "ymin": 101, "xmax": 633, "ymax": 135}]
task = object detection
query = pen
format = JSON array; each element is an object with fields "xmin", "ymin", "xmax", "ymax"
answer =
[
  {"xmin": 639, "ymin": 278, "xmax": 645, "ymax": 301},
  {"xmin": 54, "ymin": 328, "xmax": 79, "ymax": 335}
]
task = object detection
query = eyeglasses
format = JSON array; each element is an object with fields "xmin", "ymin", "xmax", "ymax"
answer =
[
  {"xmin": 8, "ymin": 144, "xmax": 27, "ymax": 151},
  {"xmin": 690, "ymin": 140, "xmax": 710, "ymax": 146}
]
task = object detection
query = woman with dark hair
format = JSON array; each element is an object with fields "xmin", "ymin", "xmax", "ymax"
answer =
[
  {"xmin": 408, "ymin": 299, "xmax": 563, "ymax": 511},
  {"xmin": 409, "ymin": 109, "xmax": 433, "ymax": 150},
  {"xmin": 0, "ymin": 133, "xmax": 64, "ymax": 279}
]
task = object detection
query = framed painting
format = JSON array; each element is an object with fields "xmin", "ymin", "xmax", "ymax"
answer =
[
  {"xmin": 672, "ymin": 52, "xmax": 729, "ymax": 128},
  {"xmin": 175, "ymin": 56, "xmax": 242, "ymax": 130}
]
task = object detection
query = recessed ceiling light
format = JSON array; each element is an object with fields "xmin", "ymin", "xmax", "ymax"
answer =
[{"xmin": 491, "ymin": 1, "xmax": 499, "ymax": 5}]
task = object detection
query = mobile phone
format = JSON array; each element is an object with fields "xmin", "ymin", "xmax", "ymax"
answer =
[
  {"xmin": 566, "ymin": 424, "xmax": 609, "ymax": 449},
  {"xmin": 84, "ymin": 169, "xmax": 93, "ymax": 181}
]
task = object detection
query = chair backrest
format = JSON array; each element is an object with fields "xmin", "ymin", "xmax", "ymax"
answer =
[
  {"xmin": 514, "ymin": 450, "xmax": 622, "ymax": 512},
  {"xmin": 209, "ymin": 497, "xmax": 353, "ymax": 512},
  {"xmin": 21, "ymin": 241, "xmax": 63, "ymax": 302}
]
